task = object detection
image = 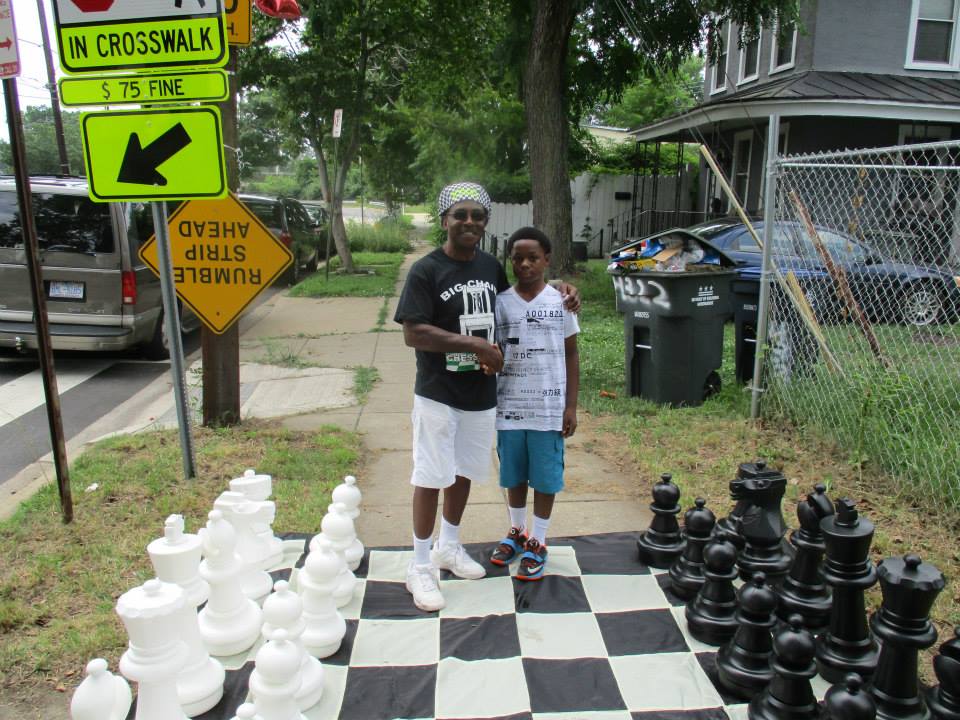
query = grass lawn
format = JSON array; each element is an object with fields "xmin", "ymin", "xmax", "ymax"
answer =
[
  {"xmin": 289, "ymin": 252, "xmax": 405, "ymax": 298},
  {"xmin": 0, "ymin": 422, "xmax": 363, "ymax": 692}
]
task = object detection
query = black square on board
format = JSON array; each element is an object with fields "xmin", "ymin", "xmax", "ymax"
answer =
[
  {"xmin": 558, "ymin": 531, "xmax": 651, "ymax": 575},
  {"xmin": 522, "ymin": 657, "xmax": 626, "ymax": 713},
  {"xmin": 440, "ymin": 614, "xmax": 521, "ymax": 661},
  {"xmin": 438, "ymin": 715, "xmax": 532, "ymax": 720},
  {"xmin": 596, "ymin": 609, "xmax": 689, "ymax": 656},
  {"xmin": 339, "ymin": 664, "xmax": 436, "ymax": 720},
  {"xmin": 268, "ymin": 567, "xmax": 292, "ymax": 584},
  {"xmin": 322, "ymin": 618, "xmax": 357, "ymax": 666},
  {"xmin": 361, "ymin": 580, "xmax": 435, "ymax": 619},
  {"xmin": 656, "ymin": 573, "xmax": 690, "ymax": 607},
  {"xmin": 513, "ymin": 575, "xmax": 591, "ymax": 613},
  {"xmin": 695, "ymin": 652, "xmax": 748, "ymax": 707},
  {"xmin": 630, "ymin": 709, "xmax": 731, "ymax": 719}
]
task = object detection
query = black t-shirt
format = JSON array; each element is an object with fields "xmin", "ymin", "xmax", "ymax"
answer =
[{"xmin": 394, "ymin": 247, "xmax": 510, "ymax": 411}]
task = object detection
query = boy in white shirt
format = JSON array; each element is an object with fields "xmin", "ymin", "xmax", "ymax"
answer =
[{"xmin": 489, "ymin": 227, "xmax": 579, "ymax": 580}]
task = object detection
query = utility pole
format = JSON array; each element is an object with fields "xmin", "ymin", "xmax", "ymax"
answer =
[{"xmin": 34, "ymin": 0, "xmax": 70, "ymax": 175}]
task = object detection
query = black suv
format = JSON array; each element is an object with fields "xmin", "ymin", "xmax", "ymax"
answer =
[{"xmin": 239, "ymin": 194, "xmax": 322, "ymax": 284}]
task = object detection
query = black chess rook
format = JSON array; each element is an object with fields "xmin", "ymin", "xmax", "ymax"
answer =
[
  {"xmin": 927, "ymin": 627, "xmax": 960, "ymax": 720},
  {"xmin": 717, "ymin": 459, "xmax": 779, "ymax": 538},
  {"xmin": 637, "ymin": 473, "xmax": 684, "ymax": 568},
  {"xmin": 686, "ymin": 529, "xmax": 741, "ymax": 646},
  {"xmin": 736, "ymin": 463, "xmax": 792, "ymax": 585},
  {"xmin": 718, "ymin": 571, "xmax": 778, "ymax": 699},
  {"xmin": 778, "ymin": 483, "xmax": 834, "ymax": 632},
  {"xmin": 748, "ymin": 614, "xmax": 822, "ymax": 720},
  {"xmin": 669, "ymin": 498, "xmax": 716, "ymax": 600}
]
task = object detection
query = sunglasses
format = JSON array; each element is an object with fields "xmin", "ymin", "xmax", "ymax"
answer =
[{"xmin": 448, "ymin": 208, "xmax": 488, "ymax": 222}]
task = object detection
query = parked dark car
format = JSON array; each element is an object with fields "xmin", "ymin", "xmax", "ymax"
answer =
[
  {"xmin": 239, "ymin": 194, "xmax": 321, "ymax": 284},
  {"xmin": 685, "ymin": 218, "xmax": 960, "ymax": 327}
]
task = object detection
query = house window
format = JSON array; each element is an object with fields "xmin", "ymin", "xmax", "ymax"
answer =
[
  {"xmin": 710, "ymin": 21, "xmax": 731, "ymax": 94},
  {"xmin": 739, "ymin": 30, "xmax": 762, "ymax": 84},
  {"xmin": 730, "ymin": 130, "xmax": 754, "ymax": 211},
  {"xmin": 770, "ymin": 19, "xmax": 797, "ymax": 73},
  {"xmin": 906, "ymin": 0, "xmax": 960, "ymax": 68}
]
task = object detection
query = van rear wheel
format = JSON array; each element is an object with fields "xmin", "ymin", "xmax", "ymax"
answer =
[{"xmin": 142, "ymin": 312, "xmax": 170, "ymax": 360}]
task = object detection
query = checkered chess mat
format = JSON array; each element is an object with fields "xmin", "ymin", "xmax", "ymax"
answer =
[{"xmin": 182, "ymin": 532, "xmax": 834, "ymax": 720}]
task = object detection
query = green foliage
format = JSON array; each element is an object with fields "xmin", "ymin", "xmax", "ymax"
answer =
[
  {"xmin": 344, "ymin": 219, "xmax": 413, "ymax": 253},
  {"xmin": 246, "ymin": 173, "xmax": 301, "ymax": 197},
  {"xmin": 0, "ymin": 106, "xmax": 86, "ymax": 176},
  {"xmin": 290, "ymin": 252, "xmax": 404, "ymax": 298},
  {"xmin": 594, "ymin": 55, "xmax": 705, "ymax": 130}
]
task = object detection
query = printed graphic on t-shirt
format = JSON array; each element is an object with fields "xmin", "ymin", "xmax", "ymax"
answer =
[{"xmin": 443, "ymin": 280, "xmax": 495, "ymax": 372}]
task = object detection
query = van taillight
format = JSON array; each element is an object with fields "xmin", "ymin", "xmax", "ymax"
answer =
[
  {"xmin": 122, "ymin": 271, "xmax": 137, "ymax": 305},
  {"xmin": 279, "ymin": 231, "xmax": 292, "ymax": 248}
]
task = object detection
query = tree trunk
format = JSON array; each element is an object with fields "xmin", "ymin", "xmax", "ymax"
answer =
[
  {"xmin": 312, "ymin": 141, "xmax": 356, "ymax": 273},
  {"xmin": 524, "ymin": 0, "xmax": 577, "ymax": 277}
]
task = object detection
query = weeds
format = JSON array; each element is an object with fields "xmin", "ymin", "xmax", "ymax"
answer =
[{"xmin": 351, "ymin": 366, "xmax": 380, "ymax": 403}]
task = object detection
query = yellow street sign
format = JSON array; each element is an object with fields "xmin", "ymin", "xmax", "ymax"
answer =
[
  {"xmin": 52, "ymin": 0, "xmax": 226, "ymax": 75},
  {"xmin": 225, "ymin": 0, "xmax": 251, "ymax": 45},
  {"xmin": 59, "ymin": 69, "xmax": 228, "ymax": 106},
  {"xmin": 138, "ymin": 194, "xmax": 293, "ymax": 334},
  {"xmin": 81, "ymin": 107, "xmax": 227, "ymax": 202}
]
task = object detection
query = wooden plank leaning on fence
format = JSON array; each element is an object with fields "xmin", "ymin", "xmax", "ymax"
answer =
[
  {"xmin": 788, "ymin": 190, "xmax": 888, "ymax": 368},
  {"xmin": 698, "ymin": 145, "xmax": 841, "ymax": 375}
]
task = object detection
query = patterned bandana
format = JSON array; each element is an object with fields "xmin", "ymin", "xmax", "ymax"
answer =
[{"xmin": 437, "ymin": 182, "xmax": 492, "ymax": 218}]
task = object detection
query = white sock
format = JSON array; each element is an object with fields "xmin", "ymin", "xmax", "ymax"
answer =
[
  {"xmin": 438, "ymin": 517, "xmax": 460, "ymax": 547},
  {"xmin": 413, "ymin": 534, "xmax": 432, "ymax": 565},
  {"xmin": 531, "ymin": 515, "xmax": 550, "ymax": 545},
  {"xmin": 508, "ymin": 505, "xmax": 527, "ymax": 532}
]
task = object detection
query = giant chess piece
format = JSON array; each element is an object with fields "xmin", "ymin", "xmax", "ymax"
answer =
[
  {"xmin": 250, "ymin": 629, "xmax": 308, "ymax": 720},
  {"xmin": 816, "ymin": 498, "xmax": 879, "ymax": 684},
  {"xmin": 825, "ymin": 674, "xmax": 876, "ymax": 720},
  {"xmin": 69, "ymin": 659, "xmax": 132, "ymax": 720},
  {"xmin": 636, "ymin": 473, "xmax": 684, "ymax": 568},
  {"xmin": 668, "ymin": 498, "xmax": 716, "ymax": 600},
  {"xmin": 148, "ymin": 514, "xmax": 225, "ymax": 716},
  {"xmin": 748, "ymin": 614, "xmax": 821, "ymax": 720},
  {"xmin": 298, "ymin": 536, "xmax": 347, "ymax": 658},
  {"xmin": 309, "ymin": 503, "xmax": 358, "ymax": 605},
  {"xmin": 332, "ymin": 476, "xmax": 364, "ymax": 570},
  {"xmin": 116, "ymin": 579, "xmax": 190, "ymax": 720},
  {"xmin": 869, "ymin": 554, "xmax": 945, "ymax": 720},
  {"xmin": 928, "ymin": 627, "xmax": 960, "ymax": 720},
  {"xmin": 717, "ymin": 460, "xmax": 781, "ymax": 537},
  {"xmin": 686, "ymin": 529, "xmax": 741, "ymax": 646},
  {"xmin": 718, "ymin": 572, "xmax": 779, "ymax": 699},
  {"xmin": 230, "ymin": 469, "xmax": 284, "ymax": 567},
  {"xmin": 231, "ymin": 704, "xmax": 264, "ymax": 720},
  {"xmin": 214, "ymin": 491, "xmax": 275, "ymax": 603},
  {"xmin": 197, "ymin": 510, "xmax": 263, "ymax": 657},
  {"xmin": 262, "ymin": 580, "xmax": 324, "ymax": 711},
  {"xmin": 736, "ymin": 464, "xmax": 792, "ymax": 584},
  {"xmin": 778, "ymin": 484, "xmax": 834, "ymax": 632}
]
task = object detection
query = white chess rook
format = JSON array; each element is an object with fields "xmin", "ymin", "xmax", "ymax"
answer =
[
  {"xmin": 148, "ymin": 515, "xmax": 225, "ymax": 716},
  {"xmin": 250, "ymin": 629, "xmax": 308, "ymax": 720},
  {"xmin": 262, "ymin": 580, "xmax": 324, "ymax": 711},
  {"xmin": 230, "ymin": 469, "xmax": 283, "ymax": 565},
  {"xmin": 298, "ymin": 536, "xmax": 347, "ymax": 658},
  {"xmin": 115, "ymin": 579, "xmax": 190, "ymax": 720},
  {"xmin": 310, "ymin": 502, "xmax": 359, "ymax": 599},
  {"xmin": 197, "ymin": 510, "xmax": 263, "ymax": 657},
  {"xmin": 214, "ymin": 491, "xmax": 277, "ymax": 602},
  {"xmin": 69, "ymin": 658, "xmax": 131, "ymax": 720}
]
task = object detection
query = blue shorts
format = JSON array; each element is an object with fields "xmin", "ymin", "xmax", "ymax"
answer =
[{"xmin": 497, "ymin": 429, "xmax": 565, "ymax": 494}]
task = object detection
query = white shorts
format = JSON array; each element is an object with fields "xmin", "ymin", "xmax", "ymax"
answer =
[{"xmin": 410, "ymin": 395, "xmax": 496, "ymax": 489}]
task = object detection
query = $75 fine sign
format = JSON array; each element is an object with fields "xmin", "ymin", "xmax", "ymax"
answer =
[{"xmin": 59, "ymin": 69, "xmax": 229, "ymax": 107}]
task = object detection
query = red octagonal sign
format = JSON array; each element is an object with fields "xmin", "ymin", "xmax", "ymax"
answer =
[{"xmin": 70, "ymin": 0, "xmax": 115, "ymax": 11}]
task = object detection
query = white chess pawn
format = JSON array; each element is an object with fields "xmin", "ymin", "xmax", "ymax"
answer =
[
  {"xmin": 197, "ymin": 510, "xmax": 262, "ymax": 657},
  {"xmin": 148, "ymin": 515, "xmax": 225, "ymax": 716},
  {"xmin": 333, "ymin": 499, "xmax": 364, "ymax": 571},
  {"xmin": 331, "ymin": 475, "xmax": 361, "ymax": 520},
  {"xmin": 230, "ymin": 469, "xmax": 283, "ymax": 566},
  {"xmin": 230, "ymin": 703, "xmax": 264, "ymax": 720},
  {"xmin": 116, "ymin": 579, "xmax": 190, "ymax": 720},
  {"xmin": 262, "ymin": 580, "xmax": 324, "ymax": 711},
  {"xmin": 250, "ymin": 629, "xmax": 307, "ymax": 720},
  {"xmin": 309, "ymin": 503, "xmax": 358, "ymax": 602},
  {"xmin": 70, "ymin": 659, "xmax": 132, "ymax": 720},
  {"xmin": 298, "ymin": 536, "xmax": 346, "ymax": 658},
  {"xmin": 214, "ymin": 492, "xmax": 276, "ymax": 601}
]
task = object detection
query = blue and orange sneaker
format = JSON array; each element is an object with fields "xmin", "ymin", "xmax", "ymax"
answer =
[
  {"xmin": 517, "ymin": 538, "xmax": 548, "ymax": 581},
  {"xmin": 490, "ymin": 527, "xmax": 527, "ymax": 566}
]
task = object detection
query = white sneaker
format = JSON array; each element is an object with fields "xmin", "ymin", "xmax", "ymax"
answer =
[
  {"xmin": 431, "ymin": 542, "xmax": 487, "ymax": 580},
  {"xmin": 405, "ymin": 561, "xmax": 445, "ymax": 612}
]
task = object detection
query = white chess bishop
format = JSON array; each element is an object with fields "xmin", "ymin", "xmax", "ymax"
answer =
[
  {"xmin": 261, "ymin": 580, "xmax": 324, "ymax": 711},
  {"xmin": 213, "ymin": 491, "xmax": 276, "ymax": 602},
  {"xmin": 310, "ymin": 502, "xmax": 359, "ymax": 601},
  {"xmin": 331, "ymin": 476, "xmax": 364, "ymax": 569},
  {"xmin": 249, "ymin": 629, "xmax": 307, "ymax": 720},
  {"xmin": 197, "ymin": 510, "xmax": 262, "ymax": 657},
  {"xmin": 115, "ymin": 579, "xmax": 190, "ymax": 720},
  {"xmin": 298, "ymin": 535, "xmax": 347, "ymax": 658},
  {"xmin": 69, "ymin": 659, "xmax": 131, "ymax": 720},
  {"xmin": 230, "ymin": 469, "xmax": 283, "ymax": 561},
  {"xmin": 147, "ymin": 515, "xmax": 225, "ymax": 716}
]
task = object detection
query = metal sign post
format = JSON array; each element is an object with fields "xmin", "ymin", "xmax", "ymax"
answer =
[{"xmin": 150, "ymin": 201, "xmax": 196, "ymax": 479}]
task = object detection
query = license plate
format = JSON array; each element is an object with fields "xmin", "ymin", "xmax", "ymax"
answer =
[{"xmin": 48, "ymin": 281, "xmax": 84, "ymax": 300}]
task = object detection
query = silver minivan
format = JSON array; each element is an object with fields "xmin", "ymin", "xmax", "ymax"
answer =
[{"xmin": 0, "ymin": 176, "xmax": 199, "ymax": 359}]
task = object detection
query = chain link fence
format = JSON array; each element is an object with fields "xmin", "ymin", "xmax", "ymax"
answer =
[{"xmin": 759, "ymin": 140, "xmax": 960, "ymax": 505}]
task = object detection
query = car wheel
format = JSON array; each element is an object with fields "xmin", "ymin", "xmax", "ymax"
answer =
[
  {"xmin": 703, "ymin": 370, "xmax": 722, "ymax": 400},
  {"xmin": 142, "ymin": 311, "xmax": 170, "ymax": 360},
  {"xmin": 900, "ymin": 282, "xmax": 945, "ymax": 327},
  {"xmin": 304, "ymin": 248, "xmax": 318, "ymax": 273}
]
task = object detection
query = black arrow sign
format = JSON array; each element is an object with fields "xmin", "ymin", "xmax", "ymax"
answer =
[{"xmin": 117, "ymin": 122, "xmax": 192, "ymax": 186}]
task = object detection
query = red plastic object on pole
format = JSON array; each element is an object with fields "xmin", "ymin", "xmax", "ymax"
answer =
[{"xmin": 254, "ymin": 0, "xmax": 300, "ymax": 19}]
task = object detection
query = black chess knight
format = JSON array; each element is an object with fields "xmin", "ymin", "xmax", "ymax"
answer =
[
  {"xmin": 778, "ymin": 484, "xmax": 834, "ymax": 631},
  {"xmin": 928, "ymin": 627, "xmax": 960, "ymax": 720},
  {"xmin": 717, "ymin": 460, "xmax": 782, "ymax": 538},
  {"xmin": 637, "ymin": 473, "xmax": 685, "ymax": 568},
  {"xmin": 669, "ymin": 498, "xmax": 716, "ymax": 600}
]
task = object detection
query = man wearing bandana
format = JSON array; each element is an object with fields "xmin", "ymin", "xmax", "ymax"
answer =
[{"xmin": 394, "ymin": 182, "xmax": 579, "ymax": 611}]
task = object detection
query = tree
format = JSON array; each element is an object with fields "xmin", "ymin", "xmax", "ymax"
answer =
[
  {"xmin": 596, "ymin": 55, "xmax": 704, "ymax": 130},
  {"xmin": 0, "ymin": 106, "xmax": 85, "ymax": 176}
]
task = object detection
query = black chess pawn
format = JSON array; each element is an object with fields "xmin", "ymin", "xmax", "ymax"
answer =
[
  {"xmin": 637, "ymin": 473, "xmax": 685, "ymax": 569},
  {"xmin": 825, "ymin": 674, "xmax": 876, "ymax": 720},
  {"xmin": 669, "ymin": 498, "xmax": 716, "ymax": 600},
  {"xmin": 928, "ymin": 627, "xmax": 960, "ymax": 720},
  {"xmin": 718, "ymin": 571, "xmax": 779, "ymax": 699},
  {"xmin": 685, "ymin": 530, "xmax": 740, "ymax": 646},
  {"xmin": 748, "ymin": 614, "xmax": 822, "ymax": 720},
  {"xmin": 869, "ymin": 554, "xmax": 946, "ymax": 720},
  {"xmin": 778, "ymin": 484, "xmax": 835, "ymax": 632},
  {"xmin": 816, "ymin": 498, "xmax": 879, "ymax": 684},
  {"xmin": 736, "ymin": 464, "xmax": 792, "ymax": 585},
  {"xmin": 717, "ymin": 459, "xmax": 780, "ymax": 538}
]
